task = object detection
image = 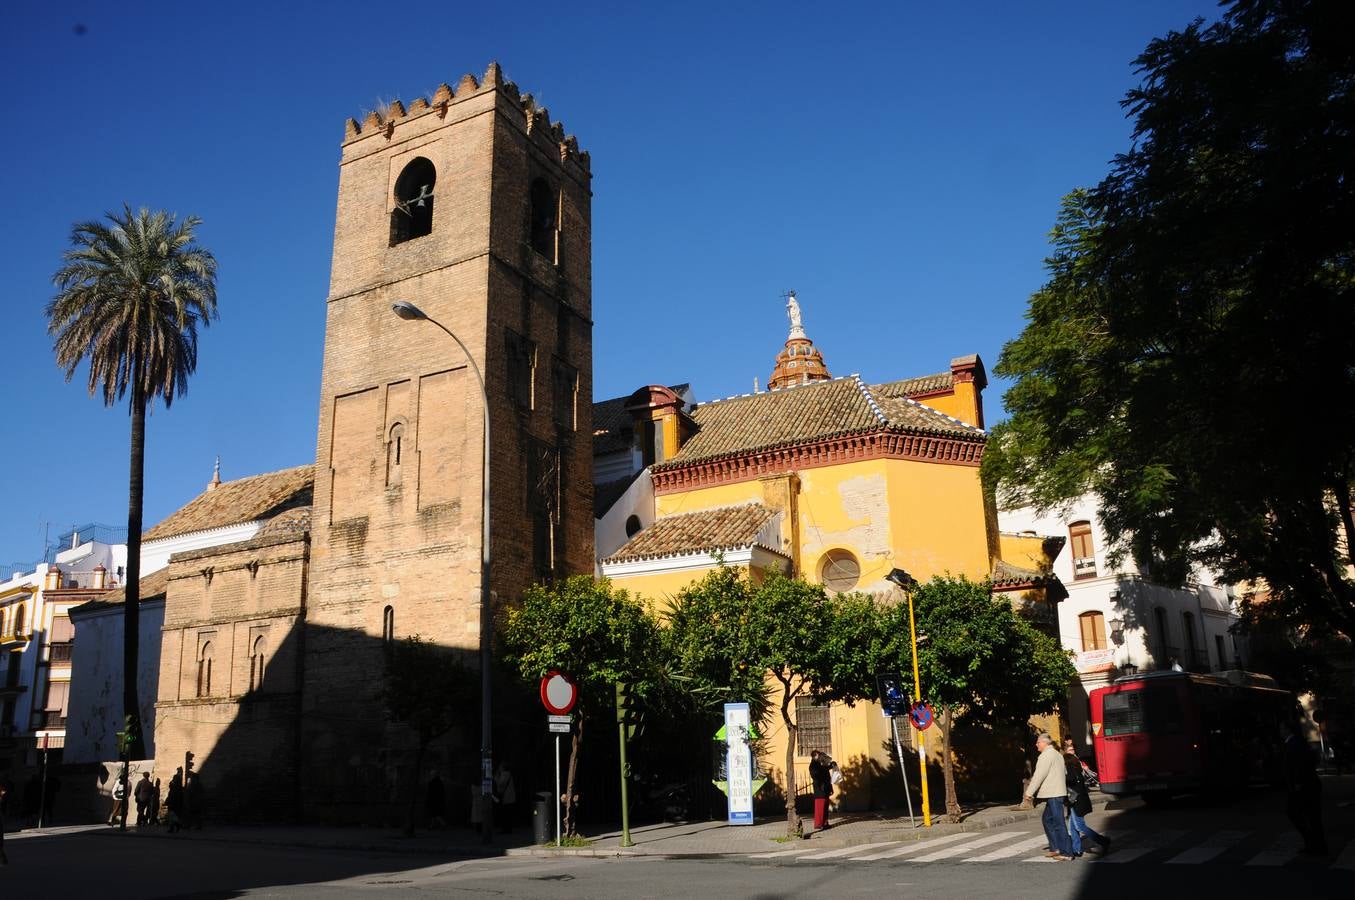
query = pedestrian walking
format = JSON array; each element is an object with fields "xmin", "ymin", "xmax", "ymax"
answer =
[
  {"xmin": 107, "ymin": 775, "xmax": 127, "ymax": 827},
  {"xmin": 1062, "ymin": 738, "xmax": 1110, "ymax": 856},
  {"xmin": 492, "ymin": 763, "xmax": 518, "ymax": 833},
  {"xmin": 1023, "ymin": 732, "xmax": 1073, "ymax": 860},
  {"xmin": 808, "ymin": 749, "xmax": 834, "ymax": 832},
  {"xmin": 164, "ymin": 768, "xmax": 184, "ymax": 833},
  {"xmin": 1282, "ymin": 719, "xmax": 1327, "ymax": 855},
  {"xmin": 134, "ymin": 771, "xmax": 154, "ymax": 827}
]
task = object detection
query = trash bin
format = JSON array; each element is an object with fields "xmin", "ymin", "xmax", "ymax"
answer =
[{"xmin": 532, "ymin": 791, "xmax": 553, "ymax": 844}]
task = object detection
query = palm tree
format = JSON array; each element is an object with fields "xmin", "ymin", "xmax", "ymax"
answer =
[{"xmin": 48, "ymin": 206, "xmax": 218, "ymax": 760}]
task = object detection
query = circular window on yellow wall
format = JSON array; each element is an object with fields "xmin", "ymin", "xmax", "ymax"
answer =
[{"xmin": 820, "ymin": 549, "xmax": 861, "ymax": 593}]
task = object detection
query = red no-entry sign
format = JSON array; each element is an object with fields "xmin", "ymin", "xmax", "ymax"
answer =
[{"xmin": 540, "ymin": 670, "xmax": 578, "ymax": 715}]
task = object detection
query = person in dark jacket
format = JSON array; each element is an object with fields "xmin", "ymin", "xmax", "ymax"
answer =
[
  {"xmin": 1283, "ymin": 720, "xmax": 1327, "ymax": 855},
  {"xmin": 164, "ymin": 768, "xmax": 184, "ymax": 833},
  {"xmin": 808, "ymin": 750, "xmax": 833, "ymax": 832},
  {"xmin": 1062, "ymin": 738, "xmax": 1110, "ymax": 856}
]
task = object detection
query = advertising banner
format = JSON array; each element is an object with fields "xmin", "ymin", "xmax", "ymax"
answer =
[{"xmin": 724, "ymin": 702, "xmax": 754, "ymax": 825}]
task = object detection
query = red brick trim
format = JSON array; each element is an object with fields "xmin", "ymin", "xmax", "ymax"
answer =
[{"xmin": 653, "ymin": 429, "xmax": 983, "ymax": 494}]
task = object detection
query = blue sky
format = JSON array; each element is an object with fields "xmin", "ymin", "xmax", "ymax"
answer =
[{"xmin": 0, "ymin": 0, "xmax": 1222, "ymax": 564}]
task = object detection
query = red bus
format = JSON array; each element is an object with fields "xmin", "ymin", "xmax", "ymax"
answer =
[{"xmin": 1089, "ymin": 670, "xmax": 1296, "ymax": 803}]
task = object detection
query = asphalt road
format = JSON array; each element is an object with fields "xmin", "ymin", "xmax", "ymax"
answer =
[{"xmin": 2, "ymin": 783, "xmax": 1350, "ymax": 899}]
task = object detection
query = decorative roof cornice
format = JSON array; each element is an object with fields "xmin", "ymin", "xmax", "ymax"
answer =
[{"xmin": 652, "ymin": 427, "xmax": 984, "ymax": 494}]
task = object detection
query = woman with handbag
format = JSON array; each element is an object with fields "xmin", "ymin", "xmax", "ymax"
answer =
[
  {"xmin": 808, "ymin": 750, "xmax": 835, "ymax": 831},
  {"xmin": 1063, "ymin": 738, "xmax": 1111, "ymax": 856}
]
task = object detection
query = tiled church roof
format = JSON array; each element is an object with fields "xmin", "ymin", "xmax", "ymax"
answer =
[
  {"xmin": 653, "ymin": 376, "xmax": 982, "ymax": 470},
  {"xmin": 872, "ymin": 372, "xmax": 954, "ymax": 398},
  {"xmin": 603, "ymin": 503, "xmax": 780, "ymax": 564},
  {"xmin": 143, "ymin": 465, "xmax": 314, "ymax": 541}
]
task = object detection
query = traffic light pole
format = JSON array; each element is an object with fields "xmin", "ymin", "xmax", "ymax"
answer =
[{"xmin": 615, "ymin": 682, "xmax": 633, "ymax": 848}]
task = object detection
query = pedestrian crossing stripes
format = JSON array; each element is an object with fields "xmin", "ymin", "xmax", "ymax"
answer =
[
  {"xmin": 1164, "ymin": 829, "xmax": 1248, "ymax": 864},
  {"xmin": 745, "ymin": 827, "xmax": 1350, "ymax": 868}
]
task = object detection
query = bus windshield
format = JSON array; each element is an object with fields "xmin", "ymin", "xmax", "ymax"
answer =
[{"xmin": 1102, "ymin": 686, "xmax": 1184, "ymax": 736}]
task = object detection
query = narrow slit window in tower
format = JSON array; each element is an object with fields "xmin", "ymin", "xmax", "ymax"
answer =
[{"xmin": 530, "ymin": 178, "xmax": 558, "ymax": 259}]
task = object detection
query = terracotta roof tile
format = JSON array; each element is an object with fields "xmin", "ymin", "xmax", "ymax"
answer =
[
  {"xmin": 991, "ymin": 559, "xmax": 1055, "ymax": 588},
  {"xmin": 603, "ymin": 503, "xmax": 780, "ymax": 564},
  {"xmin": 592, "ymin": 385, "xmax": 692, "ymax": 457},
  {"xmin": 873, "ymin": 372, "xmax": 954, "ymax": 398},
  {"xmin": 655, "ymin": 376, "xmax": 982, "ymax": 469},
  {"xmin": 86, "ymin": 566, "xmax": 172, "ymax": 607},
  {"xmin": 143, "ymin": 465, "xmax": 313, "ymax": 541}
]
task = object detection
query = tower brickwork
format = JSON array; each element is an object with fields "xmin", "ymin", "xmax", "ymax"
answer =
[{"xmin": 304, "ymin": 63, "xmax": 594, "ymax": 819}]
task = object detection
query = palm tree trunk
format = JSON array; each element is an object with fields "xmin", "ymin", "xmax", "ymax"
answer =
[{"xmin": 123, "ymin": 382, "xmax": 146, "ymax": 760}]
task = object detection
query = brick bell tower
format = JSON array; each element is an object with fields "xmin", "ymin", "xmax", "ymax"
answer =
[{"xmin": 304, "ymin": 63, "xmax": 594, "ymax": 820}]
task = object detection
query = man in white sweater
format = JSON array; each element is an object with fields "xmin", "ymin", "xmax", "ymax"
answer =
[{"xmin": 1024, "ymin": 732, "xmax": 1073, "ymax": 860}]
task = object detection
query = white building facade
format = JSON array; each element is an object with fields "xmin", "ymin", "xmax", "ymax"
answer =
[
  {"xmin": 999, "ymin": 496, "xmax": 1246, "ymax": 751},
  {"xmin": 1, "ymin": 526, "xmax": 125, "ymax": 779}
]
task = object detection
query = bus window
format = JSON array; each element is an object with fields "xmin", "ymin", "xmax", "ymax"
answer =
[
  {"xmin": 1102, "ymin": 686, "xmax": 1184, "ymax": 736},
  {"xmin": 1144, "ymin": 687, "xmax": 1184, "ymax": 734},
  {"xmin": 1103, "ymin": 691, "xmax": 1143, "ymax": 736}
]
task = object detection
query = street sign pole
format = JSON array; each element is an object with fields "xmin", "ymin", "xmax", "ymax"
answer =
[
  {"xmin": 38, "ymin": 735, "xmax": 49, "ymax": 830},
  {"xmin": 554, "ymin": 733, "xmax": 561, "ymax": 847},
  {"xmin": 890, "ymin": 716, "xmax": 915, "ymax": 829},
  {"xmin": 906, "ymin": 586, "xmax": 932, "ymax": 828}
]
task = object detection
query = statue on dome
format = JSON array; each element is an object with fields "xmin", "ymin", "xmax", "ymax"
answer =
[{"xmin": 786, "ymin": 291, "xmax": 806, "ymax": 339}]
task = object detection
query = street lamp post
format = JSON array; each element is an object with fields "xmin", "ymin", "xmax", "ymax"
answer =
[
  {"xmin": 887, "ymin": 568, "xmax": 932, "ymax": 828},
  {"xmin": 391, "ymin": 300, "xmax": 494, "ymax": 842}
]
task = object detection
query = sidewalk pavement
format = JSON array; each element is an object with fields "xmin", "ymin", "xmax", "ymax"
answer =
[{"xmin": 41, "ymin": 795, "xmax": 1114, "ymax": 860}]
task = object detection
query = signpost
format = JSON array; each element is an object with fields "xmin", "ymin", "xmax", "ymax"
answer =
[
  {"xmin": 539, "ymin": 671, "xmax": 578, "ymax": 847},
  {"xmin": 876, "ymin": 672, "xmax": 915, "ymax": 829},
  {"xmin": 723, "ymin": 702, "xmax": 755, "ymax": 825}
]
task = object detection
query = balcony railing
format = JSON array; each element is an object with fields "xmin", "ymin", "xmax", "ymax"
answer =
[
  {"xmin": 1073, "ymin": 556, "xmax": 1097, "ymax": 579},
  {"xmin": 48, "ymin": 642, "xmax": 74, "ymax": 664}
]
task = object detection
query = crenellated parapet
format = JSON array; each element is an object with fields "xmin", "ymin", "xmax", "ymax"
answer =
[{"xmin": 342, "ymin": 61, "xmax": 590, "ymax": 175}]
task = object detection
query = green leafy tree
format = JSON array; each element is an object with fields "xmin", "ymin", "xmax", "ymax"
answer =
[
  {"xmin": 982, "ymin": 0, "xmax": 1355, "ymax": 638},
  {"xmin": 47, "ymin": 206, "xmax": 217, "ymax": 758},
  {"xmin": 883, "ymin": 576, "xmax": 1075, "ymax": 822},
  {"xmin": 382, "ymin": 635, "xmax": 477, "ymax": 835},
  {"xmin": 500, "ymin": 576, "xmax": 662, "ymax": 836},
  {"xmin": 666, "ymin": 569, "xmax": 883, "ymax": 836}
]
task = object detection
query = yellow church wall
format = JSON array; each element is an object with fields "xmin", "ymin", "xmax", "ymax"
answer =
[
  {"xmin": 999, "ymin": 532, "xmax": 1054, "ymax": 572},
  {"xmin": 915, "ymin": 390, "xmax": 965, "ymax": 423},
  {"xmin": 610, "ymin": 564, "xmax": 744, "ymax": 610},
  {"xmin": 880, "ymin": 458, "xmax": 991, "ymax": 583}
]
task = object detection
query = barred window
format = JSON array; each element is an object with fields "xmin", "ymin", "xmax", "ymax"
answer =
[{"xmin": 795, "ymin": 697, "xmax": 831, "ymax": 757}]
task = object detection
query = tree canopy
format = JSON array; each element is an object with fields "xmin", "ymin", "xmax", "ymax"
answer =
[
  {"xmin": 500, "ymin": 576, "xmax": 662, "ymax": 835},
  {"xmin": 883, "ymin": 576, "xmax": 1075, "ymax": 821},
  {"xmin": 666, "ymin": 569, "xmax": 886, "ymax": 835},
  {"xmin": 982, "ymin": 0, "xmax": 1355, "ymax": 638}
]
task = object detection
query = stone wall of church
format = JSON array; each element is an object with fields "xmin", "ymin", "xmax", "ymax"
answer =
[{"xmin": 153, "ymin": 533, "xmax": 307, "ymax": 822}]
